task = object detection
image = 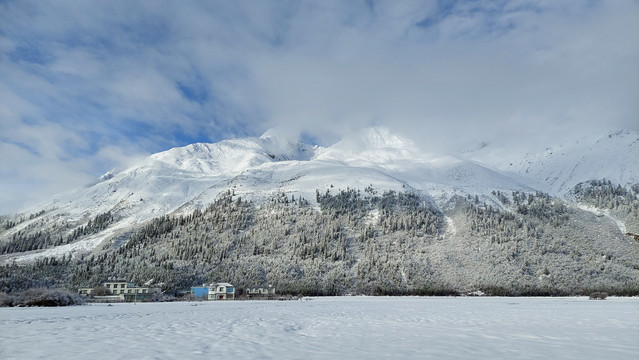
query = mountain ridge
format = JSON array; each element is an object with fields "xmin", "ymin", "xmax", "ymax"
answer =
[{"xmin": 1, "ymin": 127, "xmax": 637, "ymax": 267}]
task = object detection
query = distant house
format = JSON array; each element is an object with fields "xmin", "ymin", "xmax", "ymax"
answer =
[
  {"xmin": 246, "ymin": 285, "xmax": 276, "ymax": 300},
  {"xmin": 190, "ymin": 285, "xmax": 210, "ymax": 300},
  {"xmin": 209, "ymin": 282, "xmax": 235, "ymax": 300},
  {"xmin": 77, "ymin": 287, "xmax": 95, "ymax": 295},
  {"xmin": 78, "ymin": 279, "xmax": 161, "ymax": 302}
]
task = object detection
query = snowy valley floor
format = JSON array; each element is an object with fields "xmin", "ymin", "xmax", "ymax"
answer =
[{"xmin": 1, "ymin": 296, "xmax": 637, "ymax": 359}]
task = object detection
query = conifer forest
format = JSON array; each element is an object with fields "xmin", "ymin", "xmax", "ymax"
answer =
[{"xmin": 1, "ymin": 180, "xmax": 638, "ymax": 297}]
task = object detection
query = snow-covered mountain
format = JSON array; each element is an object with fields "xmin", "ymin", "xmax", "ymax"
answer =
[
  {"xmin": 1, "ymin": 127, "xmax": 638, "ymax": 264},
  {"xmin": 464, "ymin": 129, "xmax": 639, "ymax": 195}
]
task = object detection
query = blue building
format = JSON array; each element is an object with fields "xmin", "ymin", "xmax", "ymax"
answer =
[{"xmin": 190, "ymin": 286, "xmax": 209, "ymax": 300}]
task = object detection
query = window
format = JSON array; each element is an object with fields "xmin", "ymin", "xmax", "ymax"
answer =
[
  {"xmin": 106, "ymin": 284, "xmax": 110, "ymax": 288},
  {"xmin": 120, "ymin": 284, "xmax": 126, "ymax": 288}
]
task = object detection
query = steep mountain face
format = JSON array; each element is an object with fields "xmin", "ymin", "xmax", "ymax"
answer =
[{"xmin": 1, "ymin": 127, "xmax": 638, "ymax": 296}]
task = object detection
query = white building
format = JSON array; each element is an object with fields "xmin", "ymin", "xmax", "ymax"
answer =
[
  {"xmin": 208, "ymin": 282, "xmax": 235, "ymax": 300},
  {"xmin": 246, "ymin": 285, "xmax": 276, "ymax": 299},
  {"xmin": 78, "ymin": 279, "xmax": 161, "ymax": 301}
]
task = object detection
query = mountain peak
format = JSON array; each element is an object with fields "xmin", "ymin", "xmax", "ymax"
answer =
[
  {"xmin": 352, "ymin": 126, "xmax": 413, "ymax": 149},
  {"xmin": 259, "ymin": 127, "xmax": 297, "ymax": 142},
  {"xmin": 259, "ymin": 127, "xmax": 316, "ymax": 161},
  {"xmin": 316, "ymin": 126, "xmax": 417, "ymax": 165}
]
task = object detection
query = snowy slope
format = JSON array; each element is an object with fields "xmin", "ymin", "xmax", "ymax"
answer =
[
  {"xmin": 17, "ymin": 133, "xmax": 320, "ymax": 223},
  {"xmin": 315, "ymin": 127, "xmax": 540, "ymax": 199},
  {"xmin": 1, "ymin": 127, "xmax": 636, "ymax": 263},
  {"xmin": 465, "ymin": 130, "xmax": 639, "ymax": 196}
]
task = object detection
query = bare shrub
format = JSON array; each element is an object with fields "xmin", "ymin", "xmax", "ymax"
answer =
[
  {"xmin": 589, "ymin": 292, "xmax": 608, "ymax": 300},
  {"xmin": 1, "ymin": 288, "xmax": 84, "ymax": 307},
  {"xmin": 0, "ymin": 292, "xmax": 16, "ymax": 307}
]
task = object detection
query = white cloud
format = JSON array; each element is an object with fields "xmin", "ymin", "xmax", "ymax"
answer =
[{"xmin": 0, "ymin": 0, "xmax": 637, "ymax": 214}]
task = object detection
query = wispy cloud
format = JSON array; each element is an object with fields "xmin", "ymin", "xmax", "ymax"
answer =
[{"xmin": 1, "ymin": 0, "xmax": 637, "ymax": 214}]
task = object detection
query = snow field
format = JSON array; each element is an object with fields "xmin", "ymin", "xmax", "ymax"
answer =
[{"xmin": 1, "ymin": 297, "xmax": 637, "ymax": 360}]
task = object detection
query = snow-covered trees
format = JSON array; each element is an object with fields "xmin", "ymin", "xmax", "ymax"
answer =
[
  {"xmin": 0, "ymin": 288, "xmax": 83, "ymax": 307},
  {"xmin": 1, "ymin": 182, "xmax": 638, "ymax": 297},
  {"xmin": 572, "ymin": 180, "xmax": 639, "ymax": 233},
  {"xmin": 0, "ymin": 212, "xmax": 115, "ymax": 255}
]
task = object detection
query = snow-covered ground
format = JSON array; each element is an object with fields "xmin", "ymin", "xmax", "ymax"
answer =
[
  {"xmin": 1, "ymin": 297, "xmax": 637, "ymax": 359},
  {"xmin": 577, "ymin": 204, "xmax": 628, "ymax": 234}
]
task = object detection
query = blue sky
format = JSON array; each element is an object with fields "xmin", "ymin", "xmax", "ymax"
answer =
[{"xmin": 1, "ymin": 0, "xmax": 638, "ymax": 214}]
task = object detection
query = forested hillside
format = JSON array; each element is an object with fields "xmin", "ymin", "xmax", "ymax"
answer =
[
  {"xmin": 2, "ymin": 182, "xmax": 638, "ymax": 296},
  {"xmin": 571, "ymin": 179, "xmax": 639, "ymax": 234}
]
